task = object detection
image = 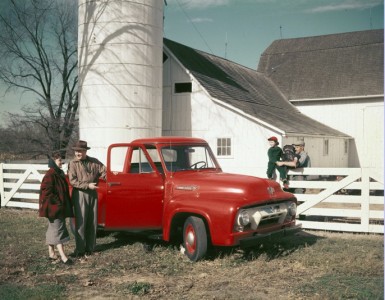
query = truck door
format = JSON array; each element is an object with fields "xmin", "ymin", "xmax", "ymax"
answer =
[{"xmin": 105, "ymin": 144, "xmax": 164, "ymax": 230}]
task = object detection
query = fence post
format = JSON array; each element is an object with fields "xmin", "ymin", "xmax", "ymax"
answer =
[
  {"xmin": 0, "ymin": 163, "xmax": 3, "ymax": 207},
  {"xmin": 360, "ymin": 168, "xmax": 370, "ymax": 232}
]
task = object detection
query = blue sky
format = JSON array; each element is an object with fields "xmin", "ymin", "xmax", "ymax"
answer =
[
  {"xmin": 0, "ymin": 0, "xmax": 384, "ymax": 123},
  {"xmin": 163, "ymin": 0, "xmax": 384, "ymax": 69}
]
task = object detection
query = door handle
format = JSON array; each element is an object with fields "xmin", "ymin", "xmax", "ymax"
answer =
[{"xmin": 108, "ymin": 182, "xmax": 121, "ymax": 187}]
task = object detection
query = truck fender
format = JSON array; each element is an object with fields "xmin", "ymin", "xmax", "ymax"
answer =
[{"xmin": 163, "ymin": 209, "xmax": 212, "ymax": 243}]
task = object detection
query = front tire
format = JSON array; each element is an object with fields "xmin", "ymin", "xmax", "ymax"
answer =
[{"xmin": 183, "ymin": 216, "xmax": 208, "ymax": 261}]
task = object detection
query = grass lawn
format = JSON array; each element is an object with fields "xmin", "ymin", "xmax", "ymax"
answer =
[{"xmin": 0, "ymin": 208, "xmax": 383, "ymax": 299}]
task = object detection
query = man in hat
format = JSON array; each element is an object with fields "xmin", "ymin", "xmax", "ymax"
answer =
[
  {"xmin": 68, "ymin": 140, "xmax": 106, "ymax": 258},
  {"xmin": 276, "ymin": 142, "xmax": 310, "ymax": 169},
  {"xmin": 277, "ymin": 141, "xmax": 311, "ymax": 195},
  {"xmin": 293, "ymin": 142, "xmax": 311, "ymax": 195},
  {"xmin": 293, "ymin": 142, "xmax": 311, "ymax": 168}
]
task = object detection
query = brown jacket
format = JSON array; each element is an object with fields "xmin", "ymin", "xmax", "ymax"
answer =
[{"xmin": 68, "ymin": 156, "xmax": 106, "ymax": 190}]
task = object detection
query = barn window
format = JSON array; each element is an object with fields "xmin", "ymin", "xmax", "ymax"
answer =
[
  {"xmin": 323, "ymin": 139, "xmax": 329, "ymax": 156},
  {"xmin": 174, "ymin": 82, "xmax": 192, "ymax": 93},
  {"xmin": 217, "ymin": 138, "xmax": 232, "ymax": 157},
  {"xmin": 344, "ymin": 140, "xmax": 348, "ymax": 154}
]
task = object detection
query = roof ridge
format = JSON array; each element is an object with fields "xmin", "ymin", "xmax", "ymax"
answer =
[
  {"xmin": 261, "ymin": 40, "xmax": 384, "ymax": 56},
  {"xmin": 164, "ymin": 37, "xmax": 257, "ymax": 71}
]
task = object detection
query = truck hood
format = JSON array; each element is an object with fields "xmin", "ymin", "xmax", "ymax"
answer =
[{"xmin": 170, "ymin": 171, "xmax": 292, "ymax": 205}]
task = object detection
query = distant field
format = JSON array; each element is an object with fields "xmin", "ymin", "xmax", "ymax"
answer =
[{"xmin": 0, "ymin": 208, "xmax": 383, "ymax": 299}]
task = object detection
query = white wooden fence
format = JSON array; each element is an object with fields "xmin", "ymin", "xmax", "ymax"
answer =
[
  {"xmin": 0, "ymin": 164, "xmax": 68, "ymax": 210},
  {"xmin": 0, "ymin": 163, "xmax": 383, "ymax": 234},
  {"xmin": 287, "ymin": 167, "xmax": 383, "ymax": 234}
]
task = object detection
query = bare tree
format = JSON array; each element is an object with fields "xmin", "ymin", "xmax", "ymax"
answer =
[
  {"xmin": 0, "ymin": 0, "xmax": 78, "ymax": 158},
  {"xmin": 0, "ymin": 120, "xmax": 51, "ymax": 160}
]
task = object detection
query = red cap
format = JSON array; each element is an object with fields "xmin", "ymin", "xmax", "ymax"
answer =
[{"xmin": 268, "ymin": 136, "xmax": 278, "ymax": 142}]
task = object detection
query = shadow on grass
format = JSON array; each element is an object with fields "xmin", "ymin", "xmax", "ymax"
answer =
[
  {"xmin": 207, "ymin": 231, "xmax": 323, "ymax": 261},
  {"xmin": 95, "ymin": 231, "xmax": 169, "ymax": 254},
  {"xmin": 243, "ymin": 231, "xmax": 322, "ymax": 261},
  {"xmin": 95, "ymin": 230, "xmax": 322, "ymax": 262}
]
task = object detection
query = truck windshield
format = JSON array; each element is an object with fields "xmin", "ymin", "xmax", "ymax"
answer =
[{"xmin": 161, "ymin": 145, "xmax": 217, "ymax": 172}]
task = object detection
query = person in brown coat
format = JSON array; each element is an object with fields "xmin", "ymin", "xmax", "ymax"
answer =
[
  {"xmin": 39, "ymin": 151, "xmax": 74, "ymax": 265},
  {"xmin": 68, "ymin": 140, "xmax": 106, "ymax": 258}
]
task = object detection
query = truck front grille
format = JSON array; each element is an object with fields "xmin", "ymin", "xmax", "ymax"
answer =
[{"xmin": 259, "ymin": 216, "xmax": 282, "ymax": 226}]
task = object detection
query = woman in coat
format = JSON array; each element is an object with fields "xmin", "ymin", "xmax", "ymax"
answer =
[{"xmin": 39, "ymin": 151, "xmax": 74, "ymax": 264}]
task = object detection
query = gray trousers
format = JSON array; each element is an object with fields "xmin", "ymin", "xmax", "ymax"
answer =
[{"xmin": 72, "ymin": 189, "xmax": 97, "ymax": 253}]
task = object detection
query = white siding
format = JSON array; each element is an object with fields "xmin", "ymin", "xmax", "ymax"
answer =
[
  {"xmin": 162, "ymin": 55, "xmax": 281, "ymax": 177},
  {"xmin": 294, "ymin": 99, "xmax": 383, "ymax": 168},
  {"xmin": 162, "ymin": 56, "xmax": 193, "ymax": 135},
  {"xmin": 363, "ymin": 105, "xmax": 384, "ymax": 168},
  {"xmin": 283, "ymin": 136, "xmax": 349, "ymax": 167},
  {"xmin": 163, "ymin": 54, "xmax": 356, "ymax": 176},
  {"xmin": 192, "ymin": 93, "xmax": 278, "ymax": 177}
]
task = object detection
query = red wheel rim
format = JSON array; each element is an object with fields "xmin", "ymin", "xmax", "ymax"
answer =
[{"xmin": 185, "ymin": 223, "xmax": 196, "ymax": 254}]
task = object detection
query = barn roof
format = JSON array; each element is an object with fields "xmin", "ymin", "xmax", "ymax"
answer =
[
  {"xmin": 164, "ymin": 38, "xmax": 349, "ymax": 138},
  {"xmin": 257, "ymin": 29, "xmax": 384, "ymax": 100}
]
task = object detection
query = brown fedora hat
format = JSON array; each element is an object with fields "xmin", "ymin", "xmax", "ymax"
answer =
[{"xmin": 72, "ymin": 140, "xmax": 90, "ymax": 151}]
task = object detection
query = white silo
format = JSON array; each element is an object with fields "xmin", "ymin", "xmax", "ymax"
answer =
[{"xmin": 78, "ymin": 0, "xmax": 163, "ymax": 162}]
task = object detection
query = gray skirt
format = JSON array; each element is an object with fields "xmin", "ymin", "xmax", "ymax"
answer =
[{"xmin": 46, "ymin": 218, "xmax": 70, "ymax": 245}]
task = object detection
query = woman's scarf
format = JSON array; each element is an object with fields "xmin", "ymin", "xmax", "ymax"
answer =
[{"xmin": 48, "ymin": 158, "xmax": 65, "ymax": 178}]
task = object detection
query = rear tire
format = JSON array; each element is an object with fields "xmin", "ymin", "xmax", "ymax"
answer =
[{"xmin": 183, "ymin": 216, "xmax": 208, "ymax": 261}]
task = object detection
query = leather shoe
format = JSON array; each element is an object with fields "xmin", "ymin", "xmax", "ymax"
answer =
[
  {"xmin": 62, "ymin": 258, "xmax": 74, "ymax": 265},
  {"xmin": 69, "ymin": 252, "xmax": 84, "ymax": 258}
]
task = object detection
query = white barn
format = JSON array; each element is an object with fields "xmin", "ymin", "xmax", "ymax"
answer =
[
  {"xmin": 163, "ymin": 38, "xmax": 350, "ymax": 177},
  {"xmin": 258, "ymin": 29, "xmax": 384, "ymax": 169}
]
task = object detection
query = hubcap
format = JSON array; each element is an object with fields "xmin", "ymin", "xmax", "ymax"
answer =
[
  {"xmin": 187, "ymin": 231, "xmax": 195, "ymax": 245},
  {"xmin": 185, "ymin": 224, "xmax": 196, "ymax": 253}
]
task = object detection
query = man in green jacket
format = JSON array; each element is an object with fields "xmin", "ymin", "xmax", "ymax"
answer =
[{"xmin": 266, "ymin": 136, "xmax": 288, "ymax": 189}]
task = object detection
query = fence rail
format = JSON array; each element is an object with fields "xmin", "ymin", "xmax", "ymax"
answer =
[
  {"xmin": 0, "ymin": 163, "xmax": 383, "ymax": 234},
  {"xmin": 287, "ymin": 167, "xmax": 383, "ymax": 234}
]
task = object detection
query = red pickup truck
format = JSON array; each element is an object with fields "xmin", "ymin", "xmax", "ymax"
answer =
[{"xmin": 97, "ymin": 137, "xmax": 301, "ymax": 261}]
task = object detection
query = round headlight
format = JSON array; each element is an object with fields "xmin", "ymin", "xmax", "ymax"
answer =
[
  {"xmin": 238, "ymin": 210, "xmax": 250, "ymax": 226},
  {"xmin": 287, "ymin": 202, "xmax": 297, "ymax": 217}
]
